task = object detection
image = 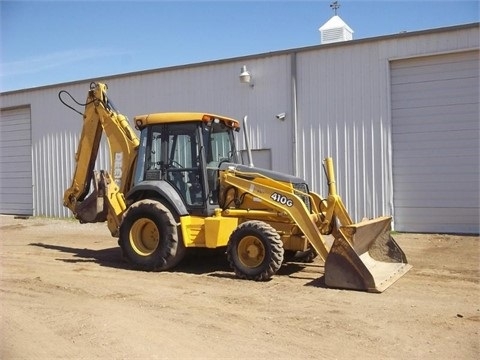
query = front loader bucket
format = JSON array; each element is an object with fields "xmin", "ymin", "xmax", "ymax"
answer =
[{"xmin": 324, "ymin": 216, "xmax": 412, "ymax": 293}]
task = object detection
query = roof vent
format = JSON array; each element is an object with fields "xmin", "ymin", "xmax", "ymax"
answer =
[{"xmin": 319, "ymin": 2, "xmax": 354, "ymax": 44}]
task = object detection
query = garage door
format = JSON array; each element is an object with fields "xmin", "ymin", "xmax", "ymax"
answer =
[
  {"xmin": 0, "ymin": 106, "xmax": 33, "ymax": 216},
  {"xmin": 391, "ymin": 51, "xmax": 479, "ymax": 234}
]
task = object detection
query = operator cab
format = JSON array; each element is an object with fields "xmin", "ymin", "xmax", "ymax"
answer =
[{"xmin": 133, "ymin": 113, "xmax": 240, "ymax": 215}]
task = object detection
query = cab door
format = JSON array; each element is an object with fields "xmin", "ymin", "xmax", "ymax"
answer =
[{"xmin": 165, "ymin": 123, "xmax": 205, "ymax": 209}]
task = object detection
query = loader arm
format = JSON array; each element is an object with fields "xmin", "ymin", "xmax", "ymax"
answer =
[
  {"xmin": 63, "ymin": 83, "xmax": 139, "ymax": 234},
  {"xmin": 221, "ymin": 161, "xmax": 411, "ymax": 293}
]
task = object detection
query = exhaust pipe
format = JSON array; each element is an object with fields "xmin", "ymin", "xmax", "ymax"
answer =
[{"xmin": 242, "ymin": 116, "xmax": 254, "ymax": 167}]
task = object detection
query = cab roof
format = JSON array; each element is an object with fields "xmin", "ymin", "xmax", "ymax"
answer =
[{"xmin": 134, "ymin": 112, "xmax": 240, "ymax": 130}]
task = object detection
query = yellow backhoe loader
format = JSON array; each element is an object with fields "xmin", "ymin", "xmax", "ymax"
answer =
[{"xmin": 61, "ymin": 82, "xmax": 411, "ymax": 292}]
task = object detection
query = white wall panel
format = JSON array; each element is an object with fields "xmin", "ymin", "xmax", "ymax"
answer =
[
  {"xmin": 105, "ymin": 55, "xmax": 293, "ymax": 173},
  {"xmin": 295, "ymin": 41, "xmax": 392, "ymax": 222}
]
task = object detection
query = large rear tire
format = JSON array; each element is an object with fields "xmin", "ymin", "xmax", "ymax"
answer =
[
  {"xmin": 119, "ymin": 199, "xmax": 184, "ymax": 271},
  {"xmin": 227, "ymin": 220, "xmax": 284, "ymax": 281}
]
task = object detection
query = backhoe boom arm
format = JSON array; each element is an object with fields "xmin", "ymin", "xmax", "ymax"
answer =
[{"xmin": 63, "ymin": 83, "xmax": 139, "ymax": 233}]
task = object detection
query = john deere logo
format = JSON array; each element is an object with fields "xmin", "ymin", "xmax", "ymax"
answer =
[{"xmin": 114, "ymin": 152, "xmax": 123, "ymax": 187}]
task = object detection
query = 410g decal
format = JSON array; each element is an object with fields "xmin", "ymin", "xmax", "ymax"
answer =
[{"xmin": 270, "ymin": 193, "xmax": 294, "ymax": 207}]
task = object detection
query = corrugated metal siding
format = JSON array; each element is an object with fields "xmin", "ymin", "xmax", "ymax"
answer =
[
  {"xmin": 105, "ymin": 55, "xmax": 293, "ymax": 173},
  {"xmin": 0, "ymin": 106, "xmax": 33, "ymax": 215},
  {"xmin": 0, "ymin": 56, "xmax": 293, "ymax": 218},
  {"xmin": 295, "ymin": 43, "xmax": 392, "ymax": 222},
  {"xmin": 0, "ymin": 24, "xmax": 478, "ymax": 229},
  {"xmin": 391, "ymin": 50, "xmax": 480, "ymax": 233},
  {"xmin": 294, "ymin": 26, "xmax": 479, "ymax": 225},
  {"xmin": 32, "ymin": 132, "xmax": 111, "ymax": 218}
]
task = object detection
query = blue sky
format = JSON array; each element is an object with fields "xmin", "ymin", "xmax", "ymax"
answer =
[{"xmin": 1, "ymin": 0, "xmax": 478, "ymax": 92}]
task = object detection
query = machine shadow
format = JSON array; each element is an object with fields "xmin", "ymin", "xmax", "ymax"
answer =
[
  {"xmin": 28, "ymin": 242, "xmax": 234, "ymax": 276},
  {"xmin": 29, "ymin": 242, "xmax": 127, "ymax": 270},
  {"xmin": 28, "ymin": 243, "xmax": 328, "ymax": 287},
  {"xmin": 304, "ymin": 276, "xmax": 327, "ymax": 288},
  {"xmin": 175, "ymin": 249, "xmax": 233, "ymax": 276},
  {"xmin": 277, "ymin": 262, "xmax": 328, "ymax": 288}
]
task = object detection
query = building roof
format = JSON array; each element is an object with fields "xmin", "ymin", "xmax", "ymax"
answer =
[{"xmin": 1, "ymin": 22, "xmax": 477, "ymax": 95}]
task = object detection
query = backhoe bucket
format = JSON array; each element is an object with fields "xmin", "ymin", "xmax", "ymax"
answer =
[{"xmin": 324, "ymin": 216, "xmax": 411, "ymax": 293}]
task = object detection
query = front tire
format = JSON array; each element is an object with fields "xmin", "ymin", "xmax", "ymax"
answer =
[
  {"xmin": 119, "ymin": 199, "xmax": 183, "ymax": 271},
  {"xmin": 227, "ymin": 220, "xmax": 284, "ymax": 281}
]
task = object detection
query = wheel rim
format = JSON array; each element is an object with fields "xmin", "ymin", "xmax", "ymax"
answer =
[
  {"xmin": 129, "ymin": 218, "xmax": 159, "ymax": 256},
  {"xmin": 237, "ymin": 235, "xmax": 265, "ymax": 268}
]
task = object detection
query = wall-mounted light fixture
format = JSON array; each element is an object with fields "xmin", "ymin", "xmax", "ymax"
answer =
[{"xmin": 239, "ymin": 65, "xmax": 254, "ymax": 87}]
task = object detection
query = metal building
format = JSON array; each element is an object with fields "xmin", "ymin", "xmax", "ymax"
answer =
[{"xmin": 1, "ymin": 23, "xmax": 478, "ymax": 233}]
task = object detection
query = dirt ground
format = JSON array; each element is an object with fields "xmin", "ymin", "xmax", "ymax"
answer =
[{"xmin": 0, "ymin": 215, "xmax": 478, "ymax": 360}]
